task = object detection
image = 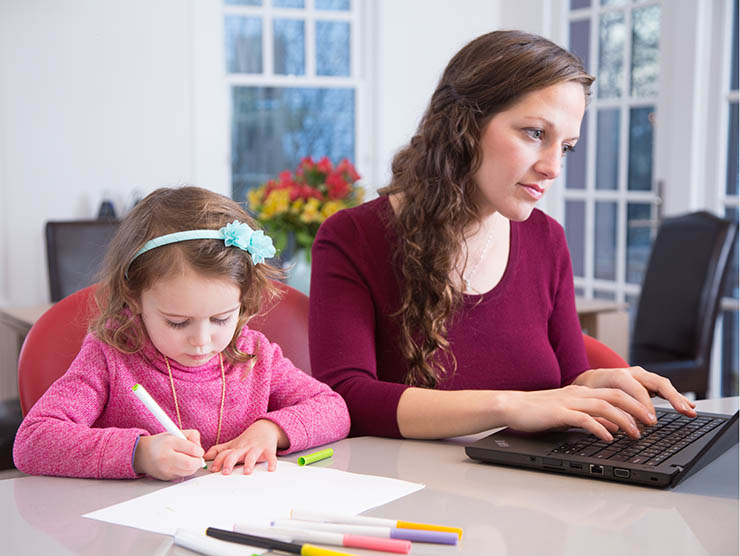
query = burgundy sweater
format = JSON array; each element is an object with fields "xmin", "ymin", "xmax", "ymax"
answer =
[{"xmin": 309, "ymin": 196, "xmax": 589, "ymax": 438}]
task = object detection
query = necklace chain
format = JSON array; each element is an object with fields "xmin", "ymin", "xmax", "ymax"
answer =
[
  {"xmin": 165, "ymin": 352, "xmax": 226, "ymax": 446},
  {"xmin": 463, "ymin": 223, "xmax": 495, "ymax": 292}
]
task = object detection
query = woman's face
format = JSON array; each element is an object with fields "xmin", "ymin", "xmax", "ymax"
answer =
[{"xmin": 472, "ymin": 80, "xmax": 586, "ymax": 221}]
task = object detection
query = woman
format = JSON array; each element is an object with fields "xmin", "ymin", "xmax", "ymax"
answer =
[{"xmin": 309, "ymin": 30, "xmax": 695, "ymax": 440}]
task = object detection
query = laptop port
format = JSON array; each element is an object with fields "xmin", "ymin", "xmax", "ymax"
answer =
[
  {"xmin": 613, "ymin": 468, "xmax": 630, "ymax": 479},
  {"xmin": 589, "ymin": 464, "xmax": 604, "ymax": 476},
  {"xmin": 569, "ymin": 462, "xmax": 583, "ymax": 470}
]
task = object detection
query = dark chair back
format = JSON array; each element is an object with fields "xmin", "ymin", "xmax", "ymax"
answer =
[
  {"xmin": 45, "ymin": 220, "xmax": 119, "ymax": 302},
  {"xmin": 630, "ymin": 211, "xmax": 738, "ymax": 398}
]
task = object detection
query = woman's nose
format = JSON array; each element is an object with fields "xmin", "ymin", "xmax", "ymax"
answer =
[{"xmin": 534, "ymin": 145, "xmax": 562, "ymax": 180}]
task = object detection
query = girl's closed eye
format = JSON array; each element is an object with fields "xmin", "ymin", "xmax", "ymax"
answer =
[
  {"xmin": 211, "ymin": 315, "xmax": 232, "ymax": 326},
  {"xmin": 166, "ymin": 319, "xmax": 189, "ymax": 329}
]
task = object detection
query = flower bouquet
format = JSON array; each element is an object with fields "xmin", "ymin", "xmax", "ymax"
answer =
[{"xmin": 247, "ymin": 157, "xmax": 364, "ymax": 262}]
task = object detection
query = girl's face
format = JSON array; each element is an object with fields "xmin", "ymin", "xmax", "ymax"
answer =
[
  {"xmin": 139, "ymin": 266, "xmax": 241, "ymax": 368},
  {"xmin": 472, "ymin": 80, "xmax": 586, "ymax": 221}
]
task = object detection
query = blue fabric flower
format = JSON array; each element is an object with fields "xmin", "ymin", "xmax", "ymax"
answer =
[
  {"xmin": 220, "ymin": 220, "xmax": 275, "ymax": 265},
  {"xmin": 247, "ymin": 230, "xmax": 276, "ymax": 264}
]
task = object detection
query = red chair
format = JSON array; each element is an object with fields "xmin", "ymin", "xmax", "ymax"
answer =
[
  {"xmin": 17, "ymin": 282, "xmax": 311, "ymax": 415},
  {"xmin": 582, "ymin": 333, "xmax": 628, "ymax": 369}
]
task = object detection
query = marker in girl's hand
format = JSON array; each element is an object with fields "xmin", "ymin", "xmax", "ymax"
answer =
[{"xmin": 132, "ymin": 383, "xmax": 207, "ymax": 469}]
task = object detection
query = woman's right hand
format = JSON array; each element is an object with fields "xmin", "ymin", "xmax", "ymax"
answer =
[
  {"xmin": 501, "ymin": 385, "xmax": 656, "ymax": 442},
  {"xmin": 133, "ymin": 429, "xmax": 204, "ymax": 480}
]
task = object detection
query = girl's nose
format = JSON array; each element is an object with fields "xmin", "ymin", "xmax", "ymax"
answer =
[{"xmin": 189, "ymin": 322, "xmax": 211, "ymax": 348}]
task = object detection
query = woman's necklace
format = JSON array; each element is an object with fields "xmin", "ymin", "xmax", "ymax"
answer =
[
  {"xmin": 165, "ymin": 352, "xmax": 226, "ymax": 445},
  {"xmin": 463, "ymin": 223, "xmax": 495, "ymax": 292}
]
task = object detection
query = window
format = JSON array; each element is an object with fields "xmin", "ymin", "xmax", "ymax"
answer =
[
  {"xmin": 223, "ymin": 0, "xmax": 364, "ymax": 204},
  {"xmin": 718, "ymin": 0, "xmax": 739, "ymax": 395},
  {"xmin": 564, "ymin": 0, "xmax": 661, "ymax": 308}
]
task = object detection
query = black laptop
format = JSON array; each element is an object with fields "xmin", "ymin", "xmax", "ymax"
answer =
[{"xmin": 465, "ymin": 408, "xmax": 739, "ymax": 488}]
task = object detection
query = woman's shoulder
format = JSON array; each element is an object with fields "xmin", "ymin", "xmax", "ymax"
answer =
[
  {"xmin": 318, "ymin": 196, "xmax": 391, "ymax": 237},
  {"xmin": 518, "ymin": 208, "xmax": 567, "ymax": 247}
]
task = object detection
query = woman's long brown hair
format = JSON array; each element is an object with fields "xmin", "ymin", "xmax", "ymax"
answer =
[
  {"xmin": 379, "ymin": 30, "xmax": 594, "ymax": 388},
  {"xmin": 91, "ymin": 186, "xmax": 281, "ymax": 363}
]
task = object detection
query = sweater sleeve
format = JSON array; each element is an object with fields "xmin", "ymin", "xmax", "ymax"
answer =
[
  {"xmin": 250, "ymin": 332, "xmax": 350, "ymax": 454},
  {"xmin": 546, "ymin": 220, "xmax": 590, "ymax": 386},
  {"xmin": 13, "ymin": 335, "xmax": 148, "ymax": 479},
  {"xmin": 309, "ymin": 209, "xmax": 410, "ymax": 438}
]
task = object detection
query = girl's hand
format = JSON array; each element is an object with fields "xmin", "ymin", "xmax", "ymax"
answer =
[
  {"xmin": 204, "ymin": 419, "xmax": 289, "ymax": 475},
  {"xmin": 572, "ymin": 366, "xmax": 697, "ymax": 421},
  {"xmin": 501, "ymin": 385, "xmax": 667, "ymax": 442},
  {"xmin": 133, "ymin": 429, "xmax": 204, "ymax": 481}
]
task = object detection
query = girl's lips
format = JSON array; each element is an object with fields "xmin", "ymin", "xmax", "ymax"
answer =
[{"xmin": 518, "ymin": 183, "xmax": 544, "ymax": 200}]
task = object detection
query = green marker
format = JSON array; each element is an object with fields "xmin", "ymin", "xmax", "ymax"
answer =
[{"xmin": 297, "ymin": 448, "xmax": 334, "ymax": 466}]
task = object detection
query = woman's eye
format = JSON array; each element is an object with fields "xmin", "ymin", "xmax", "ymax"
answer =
[
  {"xmin": 526, "ymin": 128, "xmax": 544, "ymax": 140},
  {"xmin": 166, "ymin": 320, "xmax": 188, "ymax": 329},
  {"xmin": 562, "ymin": 143, "xmax": 576, "ymax": 154}
]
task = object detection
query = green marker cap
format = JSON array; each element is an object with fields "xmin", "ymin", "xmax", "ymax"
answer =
[{"xmin": 297, "ymin": 448, "xmax": 334, "ymax": 466}]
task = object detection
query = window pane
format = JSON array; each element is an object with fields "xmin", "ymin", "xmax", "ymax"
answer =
[
  {"xmin": 625, "ymin": 293, "xmax": 639, "ymax": 334},
  {"xmin": 316, "ymin": 21, "xmax": 350, "ymax": 76},
  {"xmin": 626, "ymin": 203, "xmax": 652, "ymax": 284},
  {"xmin": 727, "ymin": 102, "xmax": 739, "ymax": 196},
  {"xmin": 231, "ymin": 87, "xmax": 355, "ymax": 202},
  {"xmin": 273, "ymin": 19, "xmax": 305, "ymax": 75},
  {"xmin": 724, "ymin": 207, "xmax": 739, "ymax": 299},
  {"xmin": 569, "ymin": 19, "xmax": 591, "ymax": 73},
  {"xmin": 273, "ymin": 0, "xmax": 305, "ymax": 7},
  {"xmin": 721, "ymin": 309, "xmax": 739, "ymax": 396},
  {"xmin": 631, "ymin": 5, "xmax": 660, "ymax": 97},
  {"xmin": 598, "ymin": 11, "xmax": 625, "ymax": 99},
  {"xmin": 570, "ymin": 0, "xmax": 591, "ymax": 8},
  {"xmin": 601, "ymin": 0, "xmax": 626, "ymax": 5},
  {"xmin": 567, "ymin": 111, "xmax": 588, "ymax": 190},
  {"xmin": 731, "ymin": 0, "xmax": 738, "ymax": 91},
  {"xmin": 566, "ymin": 200, "xmax": 586, "ymax": 277},
  {"xmin": 225, "ymin": 16, "xmax": 263, "ymax": 74},
  {"xmin": 628, "ymin": 106, "xmax": 654, "ymax": 191},
  {"xmin": 595, "ymin": 201, "xmax": 617, "ymax": 280},
  {"xmin": 225, "ymin": 0, "xmax": 262, "ymax": 5},
  {"xmin": 594, "ymin": 289, "xmax": 616, "ymax": 300},
  {"xmin": 316, "ymin": 0, "xmax": 350, "ymax": 10},
  {"xmin": 596, "ymin": 108, "xmax": 620, "ymax": 190}
]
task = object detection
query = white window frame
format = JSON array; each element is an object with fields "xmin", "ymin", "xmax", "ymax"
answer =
[{"xmin": 191, "ymin": 0, "xmax": 373, "ymax": 199}]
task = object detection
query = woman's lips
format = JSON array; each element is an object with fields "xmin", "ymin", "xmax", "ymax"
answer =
[{"xmin": 518, "ymin": 183, "xmax": 544, "ymax": 200}]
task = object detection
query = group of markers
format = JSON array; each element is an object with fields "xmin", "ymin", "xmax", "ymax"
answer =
[{"xmin": 174, "ymin": 509, "xmax": 463, "ymax": 556}]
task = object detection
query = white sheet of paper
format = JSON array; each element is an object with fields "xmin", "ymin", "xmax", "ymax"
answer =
[{"xmin": 84, "ymin": 461, "xmax": 423, "ymax": 541}]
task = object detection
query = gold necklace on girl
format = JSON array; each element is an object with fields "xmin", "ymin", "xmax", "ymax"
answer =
[{"xmin": 164, "ymin": 353, "xmax": 226, "ymax": 445}]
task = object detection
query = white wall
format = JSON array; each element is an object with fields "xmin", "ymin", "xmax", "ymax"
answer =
[
  {"xmin": 371, "ymin": 0, "xmax": 500, "ymax": 190},
  {"xmin": 0, "ymin": 0, "xmax": 503, "ymax": 307},
  {"xmin": 0, "ymin": 0, "xmax": 197, "ymax": 306}
]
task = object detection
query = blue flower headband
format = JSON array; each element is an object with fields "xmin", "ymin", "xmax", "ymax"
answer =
[{"xmin": 125, "ymin": 220, "xmax": 276, "ymax": 278}]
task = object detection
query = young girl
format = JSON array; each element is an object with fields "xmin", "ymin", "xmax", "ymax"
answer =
[{"xmin": 13, "ymin": 186, "xmax": 350, "ymax": 480}]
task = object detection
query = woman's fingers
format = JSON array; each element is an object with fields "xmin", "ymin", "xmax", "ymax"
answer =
[{"xmin": 628, "ymin": 367, "xmax": 697, "ymax": 416}]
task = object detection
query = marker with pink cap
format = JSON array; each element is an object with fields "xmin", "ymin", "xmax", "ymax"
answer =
[{"xmin": 234, "ymin": 524, "xmax": 411, "ymax": 554}]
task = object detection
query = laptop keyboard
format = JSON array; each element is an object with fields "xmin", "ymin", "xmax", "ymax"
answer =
[{"xmin": 549, "ymin": 410, "xmax": 726, "ymax": 466}]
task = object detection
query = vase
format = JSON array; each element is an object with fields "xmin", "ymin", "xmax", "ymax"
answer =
[{"xmin": 284, "ymin": 249, "xmax": 311, "ymax": 295}]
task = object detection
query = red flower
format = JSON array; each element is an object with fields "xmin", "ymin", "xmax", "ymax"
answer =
[
  {"xmin": 336, "ymin": 158, "xmax": 360, "ymax": 182},
  {"xmin": 316, "ymin": 156, "xmax": 333, "ymax": 174},
  {"xmin": 326, "ymin": 172, "xmax": 350, "ymax": 200}
]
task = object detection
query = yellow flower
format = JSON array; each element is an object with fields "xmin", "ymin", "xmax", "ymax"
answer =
[
  {"xmin": 260, "ymin": 188, "xmax": 290, "ymax": 219},
  {"xmin": 247, "ymin": 186, "xmax": 266, "ymax": 212},
  {"xmin": 300, "ymin": 198, "xmax": 322, "ymax": 223},
  {"xmin": 290, "ymin": 199, "xmax": 305, "ymax": 214},
  {"xmin": 321, "ymin": 200, "xmax": 345, "ymax": 220}
]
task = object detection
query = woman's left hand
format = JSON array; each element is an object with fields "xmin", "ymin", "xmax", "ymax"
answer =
[
  {"xmin": 572, "ymin": 366, "xmax": 697, "ymax": 425},
  {"xmin": 204, "ymin": 419, "xmax": 289, "ymax": 475}
]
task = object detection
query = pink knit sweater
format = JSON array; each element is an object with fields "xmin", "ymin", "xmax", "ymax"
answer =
[{"xmin": 13, "ymin": 326, "xmax": 350, "ymax": 479}]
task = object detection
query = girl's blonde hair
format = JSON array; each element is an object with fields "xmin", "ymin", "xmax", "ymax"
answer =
[{"xmin": 91, "ymin": 186, "xmax": 281, "ymax": 363}]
